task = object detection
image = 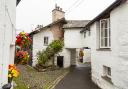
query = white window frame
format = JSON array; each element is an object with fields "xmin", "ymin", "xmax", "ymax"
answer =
[
  {"xmin": 44, "ymin": 36, "xmax": 49, "ymax": 45},
  {"xmin": 103, "ymin": 66, "xmax": 111, "ymax": 78},
  {"xmin": 100, "ymin": 18, "xmax": 111, "ymax": 48}
]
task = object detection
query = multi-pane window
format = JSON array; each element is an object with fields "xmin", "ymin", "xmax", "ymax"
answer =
[
  {"xmin": 103, "ymin": 66, "xmax": 111, "ymax": 78},
  {"xmin": 44, "ymin": 36, "xmax": 48, "ymax": 45},
  {"xmin": 100, "ymin": 19, "xmax": 111, "ymax": 48}
]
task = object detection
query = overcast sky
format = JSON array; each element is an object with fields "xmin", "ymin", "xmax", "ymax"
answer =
[{"xmin": 16, "ymin": 0, "xmax": 115, "ymax": 33}]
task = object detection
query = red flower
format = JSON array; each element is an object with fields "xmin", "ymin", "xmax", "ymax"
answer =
[{"xmin": 16, "ymin": 38, "xmax": 21, "ymax": 43}]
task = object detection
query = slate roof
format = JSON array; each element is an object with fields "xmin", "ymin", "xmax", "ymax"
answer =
[
  {"xmin": 29, "ymin": 18, "xmax": 66, "ymax": 35},
  {"xmin": 80, "ymin": 0, "xmax": 127, "ymax": 33},
  {"xmin": 63, "ymin": 20, "xmax": 90, "ymax": 29}
]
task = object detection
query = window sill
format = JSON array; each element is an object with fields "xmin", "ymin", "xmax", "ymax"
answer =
[
  {"xmin": 101, "ymin": 76, "xmax": 113, "ymax": 84},
  {"xmin": 44, "ymin": 44, "xmax": 48, "ymax": 46},
  {"xmin": 96, "ymin": 48, "xmax": 111, "ymax": 51}
]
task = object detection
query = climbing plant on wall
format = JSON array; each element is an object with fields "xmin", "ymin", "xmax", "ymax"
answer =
[{"xmin": 36, "ymin": 40, "xmax": 64, "ymax": 67}]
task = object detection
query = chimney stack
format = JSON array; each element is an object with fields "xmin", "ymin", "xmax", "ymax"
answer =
[{"xmin": 52, "ymin": 4, "xmax": 65, "ymax": 22}]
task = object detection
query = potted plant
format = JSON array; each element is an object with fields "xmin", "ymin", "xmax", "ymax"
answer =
[{"xmin": 2, "ymin": 64, "xmax": 19, "ymax": 89}]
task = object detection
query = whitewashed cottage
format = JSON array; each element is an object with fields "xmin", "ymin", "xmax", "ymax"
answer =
[
  {"xmin": 31, "ymin": 5, "xmax": 90, "ymax": 68},
  {"xmin": 58, "ymin": 20, "xmax": 90, "ymax": 68},
  {"xmin": 80, "ymin": 0, "xmax": 128, "ymax": 89},
  {"xmin": 0, "ymin": 0, "xmax": 21, "ymax": 88}
]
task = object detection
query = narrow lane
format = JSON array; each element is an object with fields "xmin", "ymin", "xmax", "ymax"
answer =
[{"xmin": 55, "ymin": 66, "xmax": 100, "ymax": 89}]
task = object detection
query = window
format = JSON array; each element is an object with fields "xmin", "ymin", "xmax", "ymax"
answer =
[
  {"xmin": 103, "ymin": 66, "xmax": 111, "ymax": 78},
  {"xmin": 44, "ymin": 36, "xmax": 48, "ymax": 45},
  {"xmin": 100, "ymin": 19, "xmax": 110, "ymax": 48}
]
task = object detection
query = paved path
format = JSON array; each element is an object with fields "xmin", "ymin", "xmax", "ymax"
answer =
[{"xmin": 55, "ymin": 66, "xmax": 100, "ymax": 89}]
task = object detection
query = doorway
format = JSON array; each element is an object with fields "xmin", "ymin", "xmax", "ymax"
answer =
[{"xmin": 57, "ymin": 56, "xmax": 64, "ymax": 67}]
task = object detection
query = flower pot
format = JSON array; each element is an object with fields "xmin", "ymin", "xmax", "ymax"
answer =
[{"xmin": 2, "ymin": 83, "xmax": 12, "ymax": 89}]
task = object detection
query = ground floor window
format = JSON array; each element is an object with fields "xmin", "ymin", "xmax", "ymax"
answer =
[{"xmin": 103, "ymin": 66, "xmax": 111, "ymax": 78}]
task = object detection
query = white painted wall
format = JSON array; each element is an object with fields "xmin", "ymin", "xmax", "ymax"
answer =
[
  {"xmin": 89, "ymin": 1, "xmax": 128, "ymax": 89},
  {"xmin": 0, "ymin": 0, "xmax": 16, "ymax": 87},
  {"xmin": 64, "ymin": 28, "xmax": 83, "ymax": 48},
  {"xmin": 81, "ymin": 31, "xmax": 92, "ymax": 63},
  {"xmin": 81, "ymin": 31, "xmax": 92, "ymax": 48},
  {"xmin": 32, "ymin": 29, "xmax": 54, "ymax": 66},
  {"xmin": 83, "ymin": 49, "xmax": 91, "ymax": 63},
  {"xmin": 110, "ymin": 1, "xmax": 128, "ymax": 89},
  {"xmin": 55, "ymin": 48, "xmax": 71, "ymax": 68}
]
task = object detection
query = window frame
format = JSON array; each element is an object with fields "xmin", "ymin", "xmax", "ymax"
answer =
[
  {"xmin": 103, "ymin": 66, "xmax": 111, "ymax": 78},
  {"xmin": 44, "ymin": 36, "xmax": 49, "ymax": 46},
  {"xmin": 99, "ymin": 18, "xmax": 111, "ymax": 48}
]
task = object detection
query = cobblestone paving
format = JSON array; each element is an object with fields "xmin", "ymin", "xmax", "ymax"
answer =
[{"xmin": 16, "ymin": 65, "xmax": 69, "ymax": 89}]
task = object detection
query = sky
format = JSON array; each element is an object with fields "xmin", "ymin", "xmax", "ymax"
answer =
[{"xmin": 16, "ymin": 0, "xmax": 115, "ymax": 33}]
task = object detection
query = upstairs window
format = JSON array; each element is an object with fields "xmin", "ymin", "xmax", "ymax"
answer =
[
  {"xmin": 100, "ymin": 19, "xmax": 111, "ymax": 48},
  {"xmin": 44, "ymin": 36, "xmax": 49, "ymax": 45}
]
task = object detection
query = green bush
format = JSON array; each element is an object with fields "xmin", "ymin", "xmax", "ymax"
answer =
[{"xmin": 36, "ymin": 40, "xmax": 64, "ymax": 66}]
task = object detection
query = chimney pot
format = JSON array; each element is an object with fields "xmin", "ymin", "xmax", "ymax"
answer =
[
  {"xmin": 60, "ymin": 8, "xmax": 62, "ymax": 11},
  {"xmin": 52, "ymin": 5, "xmax": 65, "ymax": 22},
  {"xmin": 57, "ymin": 6, "xmax": 59, "ymax": 10},
  {"xmin": 55, "ymin": 4, "xmax": 57, "ymax": 9}
]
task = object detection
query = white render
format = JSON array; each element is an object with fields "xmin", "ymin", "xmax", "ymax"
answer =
[
  {"xmin": 64, "ymin": 28, "xmax": 83, "ymax": 48},
  {"xmin": 0, "ymin": 0, "xmax": 16, "ymax": 88},
  {"xmin": 62, "ymin": 28, "xmax": 91, "ymax": 68},
  {"xmin": 84, "ymin": 1, "xmax": 128, "ymax": 89},
  {"xmin": 32, "ymin": 28, "xmax": 54, "ymax": 66}
]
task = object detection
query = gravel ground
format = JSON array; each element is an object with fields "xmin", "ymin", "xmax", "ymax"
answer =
[{"xmin": 15, "ymin": 65, "xmax": 69, "ymax": 89}]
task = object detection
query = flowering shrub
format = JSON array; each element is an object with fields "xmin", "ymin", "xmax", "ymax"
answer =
[
  {"xmin": 15, "ymin": 51, "xmax": 30, "ymax": 64},
  {"xmin": 8, "ymin": 64, "xmax": 19, "ymax": 83},
  {"xmin": 15, "ymin": 31, "xmax": 31, "ymax": 65},
  {"xmin": 16, "ymin": 31, "xmax": 31, "ymax": 48}
]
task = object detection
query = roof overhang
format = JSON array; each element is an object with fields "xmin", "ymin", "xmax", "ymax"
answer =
[
  {"xmin": 17, "ymin": 0, "xmax": 21, "ymax": 6},
  {"xmin": 29, "ymin": 18, "xmax": 67, "ymax": 36}
]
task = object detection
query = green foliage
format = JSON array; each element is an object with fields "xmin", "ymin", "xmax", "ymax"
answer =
[
  {"xmin": 14, "ymin": 77, "xmax": 28, "ymax": 89},
  {"xmin": 49, "ymin": 40, "xmax": 64, "ymax": 53},
  {"xmin": 37, "ymin": 50, "xmax": 48, "ymax": 65},
  {"xmin": 36, "ymin": 40, "xmax": 64, "ymax": 66}
]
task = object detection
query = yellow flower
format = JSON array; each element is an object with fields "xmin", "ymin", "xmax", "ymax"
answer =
[
  {"xmin": 8, "ymin": 74, "xmax": 12, "ymax": 78},
  {"xmin": 11, "ymin": 69, "xmax": 19, "ymax": 77},
  {"xmin": 20, "ymin": 31, "xmax": 25, "ymax": 35},
  {"xmin": 11, "ymin": 69, "xmax": 17, "ymax": 74},
  {"xmin": 8, "ymin": 64, "xmax": 19, "ymax": 79},
  {"xmin": 13, "ymin": 73, "xmax": 18, "ymax": 77}
]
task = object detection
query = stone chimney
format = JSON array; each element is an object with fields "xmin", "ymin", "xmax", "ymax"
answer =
[{"xmin": 52, "ymin": 4, "xmax": 65, "ymax": 22}]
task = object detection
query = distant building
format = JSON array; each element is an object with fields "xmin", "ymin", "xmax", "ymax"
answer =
[
  {"xmin": 30, "ymin": 5, "xmax": 90, "ymax": 68},
  {"xmin": 0, "ymin": 0, "xmax": 21, "ymax": 87}
]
